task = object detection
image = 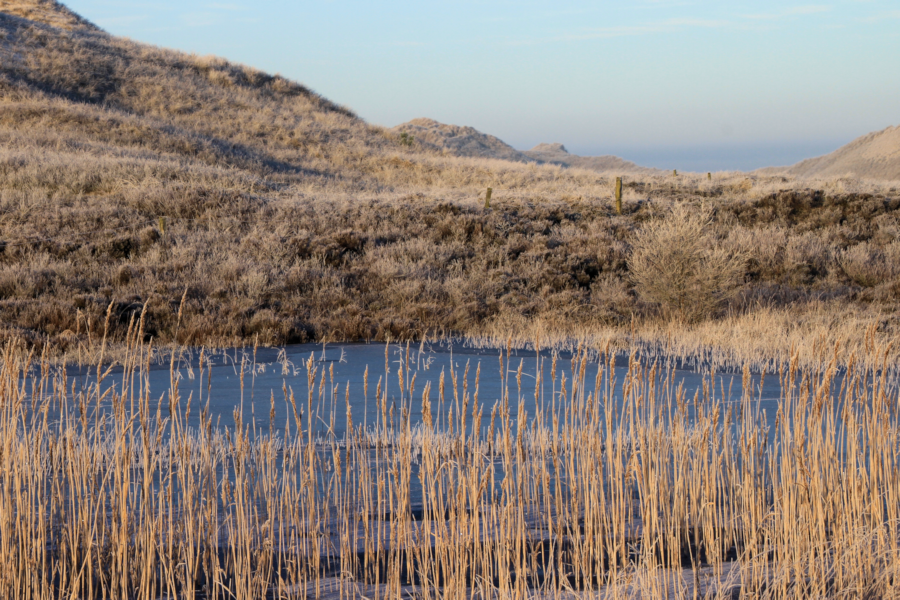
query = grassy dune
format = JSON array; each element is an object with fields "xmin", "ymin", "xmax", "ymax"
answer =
[{"xmin": 0, "ymin": 0, "xmax": 95, "ymax": 30}]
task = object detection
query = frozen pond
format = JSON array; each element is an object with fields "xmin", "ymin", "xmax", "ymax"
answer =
[{"xmin": 48, "ymin": 340, "xmax": 791, "ymax": 436}]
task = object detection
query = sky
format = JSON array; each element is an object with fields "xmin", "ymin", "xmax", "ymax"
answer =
[{"xmin": 64, "ymin": 1, "xmax": 900, "ymax": 171}]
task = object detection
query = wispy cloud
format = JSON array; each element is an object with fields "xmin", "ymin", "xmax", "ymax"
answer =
[
  {"xmin": 180, "ymin": 12, "xmax": 219, "ymax": 27},
  {"xmin": 516, "ymin": 17, "xmax": 728, "ymax": 44},
  {"xmin": 508, "ymin": 5, "xmax": 834, "ymax": 46},
  {"xmin": 858, "ymin": 9, "xmax": 900, "ymax": 23},
  {"xmin": 635, "ymin": 0, "xmax": 700, "ymax": 7},
  {"xmin": 663, "ymin": 18, "xmax": 729, "ymax": 28},
  {"xmin": 205, "ymin": 3, "xmax": 246, "ymax": 10},
  {"xmin": 96, "ymin": 15, "xmax": 148, "ymax": 28},
  {"xmin": 740, "ymin": 5, "xmax": 831, "ymax": 20}
]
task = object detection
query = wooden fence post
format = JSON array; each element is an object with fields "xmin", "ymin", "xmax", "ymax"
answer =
[
  {"xmin": 615, "ymin": 177, "xmax": 623, "ymax": 215},
  {"xmin": 485, "ymin": 187, "xmax": 492, "ymax": 209}
]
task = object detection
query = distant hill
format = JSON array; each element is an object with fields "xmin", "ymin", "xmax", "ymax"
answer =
[
  {"xmin": 391, "ymin": 118, "xmax": 535, "ymax": 163},
  {"xmin": 391, "ymin": 119, "xmax": 655, "ymax": 174},
  {"xmin": 523, "ymin": 143, "xmax": 656, "ymax": 174},
  {"xmin": 782, "ymin": 126, "xmax": 900, "ymax": 181}
]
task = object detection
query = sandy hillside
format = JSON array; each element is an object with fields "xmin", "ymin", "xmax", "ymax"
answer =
[
  {"xmin": 0, "ymin": 1, "xmax": 446, "ymax": 191},
  {"xmin": 2, "ymin": 0, "xmax": 900, "ymax": 355},
  {"xmin": 524, "ymin": 142, "xmax": 657, "ymax": 174},
  {"xmin": 783, "ymin": 125, "xmax": 900, "ymax": 181}
]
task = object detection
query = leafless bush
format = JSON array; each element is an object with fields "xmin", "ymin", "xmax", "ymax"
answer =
[
  {"xmin": 629, "ymin": 204, "xmax": 746, "ymax": 322},
  {"xmin": 839, "ymin": 240, "xmax": 900, "ymax": 287}
]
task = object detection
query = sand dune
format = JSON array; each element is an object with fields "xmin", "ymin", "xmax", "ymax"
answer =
[
  {"xmin": 783, "ymin": 125, "xmax": 900, "ymax": 181},
  {"xmin": 3, "ymin": 1, "xmax": 900, "ymax": 358}
]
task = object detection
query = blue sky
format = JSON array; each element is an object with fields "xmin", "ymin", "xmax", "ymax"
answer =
[{"xmin": 65, "ymin": 1, "xmax": 900, "ymax": 171}]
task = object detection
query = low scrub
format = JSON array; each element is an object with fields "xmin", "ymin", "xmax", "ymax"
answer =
[{"xmin": 629, "ymin": 205, "xmax": 746, "ymax": 322}]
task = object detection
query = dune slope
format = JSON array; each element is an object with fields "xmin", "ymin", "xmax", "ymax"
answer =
[{"xmin": 785, "ymin": 126, "xmax": 900, "ymax": 181}]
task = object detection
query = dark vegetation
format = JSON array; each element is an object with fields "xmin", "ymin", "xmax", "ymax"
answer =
[{"xmin": 2, "ymin": 182, "xmax": 899, "ymax": 352}]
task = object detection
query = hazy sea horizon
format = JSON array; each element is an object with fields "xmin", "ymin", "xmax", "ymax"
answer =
[{"xmin": 568, "ymin": 139, "xmax": 852, "ymax": 173}]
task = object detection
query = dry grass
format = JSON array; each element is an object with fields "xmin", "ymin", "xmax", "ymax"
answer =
[
  {"xmin": 2, "ymin": 163, "xmax": 899, "ymax": 365},
  {"xmin": 0, "ymin": 322, "xmax": 898, "ymax": 599}
]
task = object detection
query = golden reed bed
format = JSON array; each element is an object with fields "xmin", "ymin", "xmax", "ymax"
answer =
[{"xmin": 0, "ymin": 318, "xmax": 898, "ymax": 599}]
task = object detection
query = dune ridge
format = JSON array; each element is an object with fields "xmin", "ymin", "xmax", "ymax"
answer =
[{"xmin": 781, "ymin": 125, "xmax": 900, "ymax": 181}]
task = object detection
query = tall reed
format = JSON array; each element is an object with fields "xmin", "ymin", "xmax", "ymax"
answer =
[{"xmin": 0, "ymin": 321, "xmax": 897, "ymax": 599}]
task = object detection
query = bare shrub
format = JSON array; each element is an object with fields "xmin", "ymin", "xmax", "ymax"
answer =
[
  {"xmin": 240, "ymin": 268, "xmax": 269, "ymax": 298},
  {"xmin": 589, "ymin": 273, "xmax": 632, "ymax": 322},
  {"xmin": 629, "ymin": 205, "xmax": 745, "ymax": 322},
  {"xmin": 784, "ymin": 232, "xmax": 831, "ymax": 285},
  {"xmin": 138, "ymin": 226, "xmax": 160, "ymax": 246},
  {"xmin": 725, "ymin": 225, "xmax": 788, "ymax": 280},
  {"xmin": 114, "ymin": 264, "xmax": 134, "ymax": 286},
  {"xmin": 839, "ymin": 241, "xmax": 900, "ymax": 287}
]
